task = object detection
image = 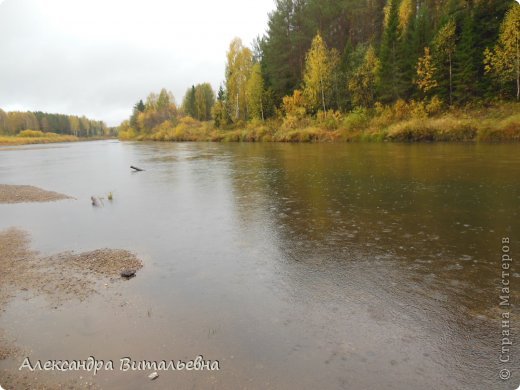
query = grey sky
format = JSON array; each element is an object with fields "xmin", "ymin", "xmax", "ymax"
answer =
[{"xmin": 0, "ymin": 0, "xmax": 273, "ymax": 126}]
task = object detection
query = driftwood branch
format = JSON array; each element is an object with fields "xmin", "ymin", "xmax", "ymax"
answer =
[{"xmin": 130, "ymin": 165, "xmax": 144, "ymax": 172}]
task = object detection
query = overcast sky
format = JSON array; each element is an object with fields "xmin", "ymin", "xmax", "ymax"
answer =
[{"xmin": 0, "ymin": 0, "xmax": 274, "ymax": 125}]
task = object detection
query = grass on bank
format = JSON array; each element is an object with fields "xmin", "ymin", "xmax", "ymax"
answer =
[
  {"xmin": 119, "ymin": 102, "xmax": 520, "ymax": 143},
  {"xmin": 0, "ymin": 130, "xmax": 108, "ymax": 145}
]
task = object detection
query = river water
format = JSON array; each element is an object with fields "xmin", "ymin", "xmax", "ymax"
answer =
[{"xmin": 0, "ymin": 140, "xmax": 518, "ymax": 389}]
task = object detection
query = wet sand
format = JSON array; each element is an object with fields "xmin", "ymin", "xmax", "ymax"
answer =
[
  {"xmin": 0, "ymin": 183, "xmax": 142, "ymax": 388},
  {"xmin": 0, "ymin": 184, "xmax": 73, "ymax": 204},
  {"xmin": 0, "ymin": 228, "xmax": 143, "ymax": 389}
]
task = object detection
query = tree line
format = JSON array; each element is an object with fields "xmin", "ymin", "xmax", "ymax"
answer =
[
  {"xmin": 256, "ymin": 0, "xmax": 518, "ymax": 112},
  {"xmin": 121, "ymin": 0, "xmax": 519, "ymax": 136},
  {"xmin": 0, "ymin": 109, "xmax": 110, "ymax": 137}
]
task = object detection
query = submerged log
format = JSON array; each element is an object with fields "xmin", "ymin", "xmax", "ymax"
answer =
[{"xmin": 130, "ymin": 165, "xmax": 144, "ymax": 172}]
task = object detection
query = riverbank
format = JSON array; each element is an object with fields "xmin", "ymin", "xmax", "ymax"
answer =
[
  {"xmin": 0, "ymin": 184, "xmax": 74, "ymax": 203},
  {"xmin": 0, "ymin": 227, "xmax": 143, "ymax": 389},
  {"xmin": 119, "ymin": 102, "xmax": 520, "ymax": 143},
  {"xmin": 0, "ymin": 183, "xmax": 144, "ymax": 389},
  {"xmin": 0, "ymin": 131, "xmax": 116, "ymax": 145}
]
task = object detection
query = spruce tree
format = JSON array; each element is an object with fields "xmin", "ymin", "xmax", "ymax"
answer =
[
  {"xmin": 379, "ymin": 0, "xmax": 401, "ymax": 102},
  {"xmin": 473, "ymin": 0, "xmax": 515, "ymax": 98},
  {"xmin": 453, "ymin": 11, "xmax": 478, "ymax": 103}
]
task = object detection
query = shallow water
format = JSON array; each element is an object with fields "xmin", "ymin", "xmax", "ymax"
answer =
[{"xmin": 0, "ymin": 140, "xmax": 519, "ymax": 389}]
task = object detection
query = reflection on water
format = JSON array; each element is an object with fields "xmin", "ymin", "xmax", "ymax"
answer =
[{"xmin": 0, "ymin": 141, "xmax": 518, "ymax": 389}]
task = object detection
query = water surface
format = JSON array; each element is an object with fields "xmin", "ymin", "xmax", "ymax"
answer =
[{"xmin": 0, "ymin": 141, "xmax": 518, "ymax": 389}]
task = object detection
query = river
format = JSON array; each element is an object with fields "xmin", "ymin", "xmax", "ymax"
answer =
[{"xmin": 0, "ymin": 140, "xmax": 518, "ymax": 389}]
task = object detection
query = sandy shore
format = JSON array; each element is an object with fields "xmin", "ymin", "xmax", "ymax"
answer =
[
  {"xmin": 0, "ymin": 184, "xmax": 73, "ymax": 204},
  {"xmin": 0, "ymin": 228, "xmax": 143, "ymax": 389}
]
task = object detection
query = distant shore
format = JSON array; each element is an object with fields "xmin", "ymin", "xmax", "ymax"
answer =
[{"xmin": 0, "ymin": 131, "xmax": 115, "ymax": 146}]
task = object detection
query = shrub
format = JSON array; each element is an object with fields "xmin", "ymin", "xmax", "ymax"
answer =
[
  {"xmin": 18, "ymin": 130, "xmax": 46, "ymax": 137},
  {"xmin": 342, "ymin": 108, "xmax": 369, "ymax": 131},
  {"xmin": 409, "ymin": 100, "xmax": 428, "ymax": 119},
  {"xmin": 393, "ymin": 99, "xmax": 411, "ymax": 120},
  {"xmin": 316, "ymin": 110, "xmax": 343, "ymax": 130},
  {"xmin": 478, "ymin": 113, "xmax": 520, "ymax": 142},
  {"xmin": 426, "ymin": 96, "xmax": 443, "ymax": 115},
  {"xmin": 387, "ymin": 117, "xmax": 477, "ymax": 142},
  {"xmin": 282, "ymin": 90, "xmax": 306, "ymax": 118}
]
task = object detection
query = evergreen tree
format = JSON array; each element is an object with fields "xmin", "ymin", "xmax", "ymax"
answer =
[
  {"xmin": 484, "ymin": 3, "xmax": 520, "ymax": 100},
  {"xmin": 379, "ymin": 0, "xmax": 401, "ymax": 102},
  {"xmin": 453, "ymin": 10, "xmax": 478, "ymax": 103},
  {"xmin": 397, "ymin": 14, "xmax": 417, "ymax": 99},
  {"xmin": 348, "ymin": 45, "xmax": 381, "ymax": 108},
  {"xmin": 473, "ymin": 0, "xmax": 515, "ymax": 97},
  {"xmin": 261, "ymin": 0, "xmax": 309, "ymax": 103},
  {"xmin": 0, "ymin": 108, "xmax": 7, "ymax": 134},
  {"xmin": 130, "ymin": 100, "xmax": 145, "ymax": 128},
  {"xmin": 212, "ymin": 85, "xmax": 230, "ymax": 128},
  {"xmin": 182, "ymin": 86, "xmax": 196, "ymax": 118},
  {"xmin": 411, "ymin": 6, "xmax": 433, "ymax": 59}
]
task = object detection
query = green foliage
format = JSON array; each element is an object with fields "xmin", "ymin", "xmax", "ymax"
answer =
[
  {"xmin": 453, "ymin": 11, "xmax": 479, "ymax": 104},
  {"xmin": 260, "ymin": 0, "xmax": 309, "ymax": 103},
  {"xmin": 129, "ymin": 100, "xmax": 145, "ymax": 128},
  {"xmin": 194, "ymin": 83, "xmax": 215, "ymax": 121},
  {"xmin": 212, "ymin": 85, "xmax": 231, "ymax": 128},
  {"xmin": 348, "ymin": 46, "xmax": 381, "ymax": 108},
  {"xmin": 0, "ymin": 108, "xmax": 6, "ymax": 134},
  {"xmin": 246, "ymin": 63, "xmax": 265, "ymax": 120},
  {"xmin": 182, "ymin": 86, "xmax": 196, "ymax": 117},
  {"xmin": 342, "ymin": 108, "xmax": 370, "ymax": 131},
  {"xmin": 379, "ymin": 0, "xmax": 401, "ymax": 102},
  {"xmin": 116, "ymin": 0, "xmax": 519, "ymax": 143},
  {"xmin": 484, "ymin": 4, "xmax": 520, "ymax": 100}
]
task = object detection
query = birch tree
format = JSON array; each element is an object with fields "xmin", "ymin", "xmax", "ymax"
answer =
[{"xmin": 303, "ymin": 33, "xmax": 337, "ymax": 113}]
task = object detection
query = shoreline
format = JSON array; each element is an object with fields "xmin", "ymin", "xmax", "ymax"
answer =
[
  {"xmin": 0, "ymin": 184, "xmax": 74, "ymax": 203},
  {"xmin": 0, "ymin": 182, "xmax": 144, "ymax": 389},
  {"xmin": 0, "ymin": 136, "xmax": 116, "ymax": 146},
  {"xmin": 0, "ymin": 227, "xmax": 143, "ymax": 390},
  {"xmin": 118, "ymin": 103, "xmax": 520, "ymax": 143}
]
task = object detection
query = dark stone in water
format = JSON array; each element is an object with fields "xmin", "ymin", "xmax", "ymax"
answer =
[{"xmin": 121, "ymin": 269, "xmax": 136, "ymax": 278}]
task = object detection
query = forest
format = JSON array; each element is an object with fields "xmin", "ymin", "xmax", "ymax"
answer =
[
  {"xmin": 0, "ymin": 109, "xmax": 110, "ymax": 137},
  {"xmin": 0, "ymin": 109, "xmax": 112, "ymax": 143},
  {"xmin": 119, "ymin": 0, "xmax": 520, "ymax": 142}
]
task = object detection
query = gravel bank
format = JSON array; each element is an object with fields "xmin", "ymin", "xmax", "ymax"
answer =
[
  {"xmin": 0, "ymin": 227, "xmax": 143, "ymax": 376},
  {"xmin": 0, "ymin": 184, "xmax": 73, "ymax": 204}
]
